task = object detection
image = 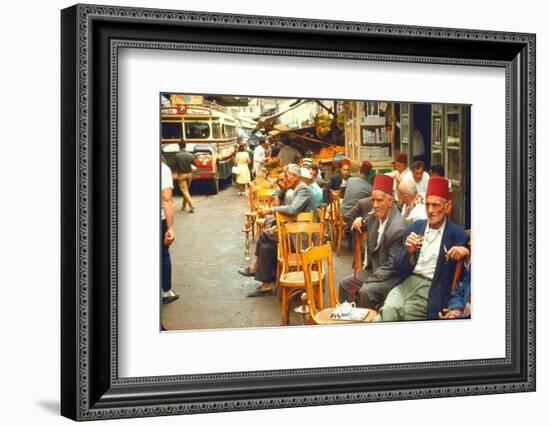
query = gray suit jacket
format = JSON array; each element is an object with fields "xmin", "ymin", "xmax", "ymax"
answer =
[
  {"xmin": 363, "ymin": 206, "xmax": 407, "ymax": 287},
  {"xmin": 341, "ymin": 176, "xmax": 372, "ymax": 216},
  {"xmin": 273, "ymin": 182, "xmax": 318, "ymax": 221},
  {"xmin": 344, "ymin": 196, "xmax": 373, "ymax": 229}
]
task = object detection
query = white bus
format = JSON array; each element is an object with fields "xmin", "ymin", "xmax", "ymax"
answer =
[{"xmin": 161, "ymin": 103, "xmax": 239, "ymax": 194}]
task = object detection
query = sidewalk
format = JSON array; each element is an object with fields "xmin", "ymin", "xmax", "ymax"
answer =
[{"xmin": 162, "ymin": 183, "xmax": 354, "ymax": 331}]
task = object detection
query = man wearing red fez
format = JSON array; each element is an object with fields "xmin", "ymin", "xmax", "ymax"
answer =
[
  {"xmin": 374, "ymin": 177, "xmax": 470, "ymax": 322},
  {"xmin": 395, "ymin": 152, "xmax": 413, "ymax": 181},
  {"xmin": 322, "ymin": 158, "xmax": 351, "ymax": 204},
  {"xmin": 338, "ymin": 174, "xmax": 408, "ymax": 310}
]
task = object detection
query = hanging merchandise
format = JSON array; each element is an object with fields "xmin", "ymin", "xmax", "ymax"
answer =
[{"xmin": 315, "ymin": 112, "xmax": 332, "ymax": 138}]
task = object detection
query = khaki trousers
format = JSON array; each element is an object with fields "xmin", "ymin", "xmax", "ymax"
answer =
[
  {"xmin": 373, "ymin": 275, "xmax": 431, "ymax": 322},
  {"xmin": 177, "ymin": 172, "xmax": 194, "ymax": 209}
]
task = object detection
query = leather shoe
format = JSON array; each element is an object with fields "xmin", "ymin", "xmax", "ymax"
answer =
[
  {"xmin": 162, "ymin": 290, "xmax": 180, "ymax": 304},
  {"xmin": 237, "ymin": 267, "xmax": 255, "ymax": 277},
  {"xmin": 246, "ymin": 288, "xmax": 274, "ymax": 297}
]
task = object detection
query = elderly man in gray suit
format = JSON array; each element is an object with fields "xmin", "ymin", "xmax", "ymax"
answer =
[
  {"xmin": 338, "ymin": 174, "xmax": 407, "ymax": 310},
  {"xmin": 264, "ymin": 163, "xmax": 318, "ymax": 220},
  {"xmin": 241, "ymin": 164, "xmax": 317, "ymax": 297}
]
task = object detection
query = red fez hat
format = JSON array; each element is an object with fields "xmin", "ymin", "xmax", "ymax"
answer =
[
  {"xmin": 360, "ymin": 160, "xmax": 373, "ymax": 175},
  {"xmin": 396, "ymin": 152, "xmax": 408, "ymax": 164},
  {"xmin": 340, "ymin": 159, "xmax": 351, "ymax": 167},
  {"xmin": 372, "ymin": 174, "xmax": 393, "ymax": 196},
  {"xmin": 426, "ymin": 177, "xmax": 450, "ymax": 200}
]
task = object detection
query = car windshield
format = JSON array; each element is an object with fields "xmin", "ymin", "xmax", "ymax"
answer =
[{"xmin": 185, "ymin": 121, "xmax": 210, "ymax": 139}]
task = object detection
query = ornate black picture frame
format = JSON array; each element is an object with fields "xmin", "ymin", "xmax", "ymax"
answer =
[{"xmin": 61, "ymin": 4, "xmax": 536, "ymax": 421}]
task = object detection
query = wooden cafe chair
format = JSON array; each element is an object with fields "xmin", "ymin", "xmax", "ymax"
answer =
[
  {"xmin": 254, "ymin": 188, "xmax": 274, "ymax": 238},
  {"xmin": 278, "ymin": 222, "xmax": 323, "ymax": 325},
  {"xmin": 329, "ymin": 190, "xmax": 347, "ymax": 256},
  {"xmin": 244, "ymin": 188, "xmax": 257, "ymax": 239},
  {"xmin": 301, "ymin": 244, "xmax": 375, "ymax": 325},
  {"xmin": 317, "ymin": 204, "xmax": 327, "ymax": 239},
  {"xmin": 275, "ymin": 211, "xmax": 314, "ymax": 288}
]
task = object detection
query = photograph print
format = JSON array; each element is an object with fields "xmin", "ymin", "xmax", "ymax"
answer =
[{"xmin": 159, "ymin": 93, "xmax": 471, "ymax": 331}]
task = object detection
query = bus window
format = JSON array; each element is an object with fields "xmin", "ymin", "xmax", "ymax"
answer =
[
  {"xmin": 162, "ymin": 122, "xmax": 183, "ymax": 140},
  {"xmin": 223, "ymin": 124, "xmax": 235, "ymax": 138},
  {"xmin": 185, "ymin": 121, "xmax": 210, "ymax": 139},
  {"xmin": 212, "ymin": 122, "xmax": 222, "ymax": 139}
]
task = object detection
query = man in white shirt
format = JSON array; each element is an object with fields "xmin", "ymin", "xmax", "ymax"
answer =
[
  {"xmin": 252, "ymin": 138, "xmax": 268, "ymax": 177},
  {"xmin": 386, "ymin": 152, "xmax": 413, "ymax": 200},
  {"xmin": 374, "ymin": 177, "xmax": 469, "ymax": 321},
  {"xmin": 411, "ymin": 160, "xmax": 430, "ymax": 198},
  {"xmin": 338, "ymin": 174, "xmax": 407, "ymax": 309},
  {"xmin": 161, "ymin": 161, "xmax": 179, "ymax": 304}
]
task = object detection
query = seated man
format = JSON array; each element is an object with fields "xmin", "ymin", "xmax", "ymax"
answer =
[
  {"xmin": 341, "ymin": 160, "xmax": 373, "ymax": 216},
  {"xmin": 374, "ymin": 177, "xmax": 469, "ymax": 322},
  {"xmin": 322, "ymin": 159, "xmax": 351, "ymax": 204},
  {"xmin": 397, "ymin": 179, "xmax": 427, "ymax": 223},
  {"xmin": 306, "ymin": 165, "xmax": 323, "ymax": 207},
  {"xmin": 271, "ymin": 169, "xmax": 293, "ymax": 207},
  {"xmin": 411, "ymin": 160, "xmax": 430, "ymax": 198},
  {"xmin": 238, "ymin": 164, "xmax": 316, "ymax": 297},
  {"xmin": 340, "ymin": 160, "xmax": 373, "ymax": 250},
  {"xmin": 301, "ymin": 167, "xmax": 322, "ymax": 209},
  {"xmin": 338, "ymin": 174, "xmax": 407, "ymax": 310}
]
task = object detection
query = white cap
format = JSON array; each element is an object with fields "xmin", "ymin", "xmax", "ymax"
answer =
[
  {"xmin": 286, "ymin": 163, "xmax": 302, "ymax": 176},
  {"xmin": 300, "ymin": 167, "xmax": 312, "ymax": 179}
]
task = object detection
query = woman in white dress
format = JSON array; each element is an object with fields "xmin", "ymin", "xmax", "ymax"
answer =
[{"xmin": 234, "ymin": 144, "xmax": 251, "ymax": 195}]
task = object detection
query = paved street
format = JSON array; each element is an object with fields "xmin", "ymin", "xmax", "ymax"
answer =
[{"xmin": 162, "ymin": 180, "xmax": 354, "ymax": 331}]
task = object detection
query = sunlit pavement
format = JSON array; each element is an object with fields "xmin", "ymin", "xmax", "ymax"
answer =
[{"xmin": 162, "ymin": 180, "xmax": 354, "ymax": 331}]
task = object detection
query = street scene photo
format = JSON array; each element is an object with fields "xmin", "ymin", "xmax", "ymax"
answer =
[{"xmin": 160, "ymin": 93, "xmax": 471, "ymax": 331}]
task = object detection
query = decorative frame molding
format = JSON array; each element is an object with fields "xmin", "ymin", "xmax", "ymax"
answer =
[{"xmin": 61, "ymin": 4, "xmax": 535, "ymax": 420}]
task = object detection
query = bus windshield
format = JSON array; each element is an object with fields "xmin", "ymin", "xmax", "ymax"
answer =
[
  {"xmin": 162, "ymin": 122, "xmax": 183, "ymax": 140},
  {"xmin": 185, "ymin": 121, "xmax": 210, "ymax": 139}
]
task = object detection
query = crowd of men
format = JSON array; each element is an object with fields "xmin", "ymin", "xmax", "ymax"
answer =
[
  {"xmin": 161, "ymin": 133, "xmax": 471, "ymax": 323},
  {"xmin": 239, "ymin": 146, "xmax": 471, "ymax": 322}
]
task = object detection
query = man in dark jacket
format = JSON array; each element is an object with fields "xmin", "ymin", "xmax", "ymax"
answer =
[
  {"xmin": 374, "ymin": 177, "xmax": 469, "ymax": 321},
  {"xmin": 322, "ymin": 159, "xmax": 351, "ymax": 204},
  {"xmin": 338, "ymin": 174, "xmax": 407, "ymax": 309}
]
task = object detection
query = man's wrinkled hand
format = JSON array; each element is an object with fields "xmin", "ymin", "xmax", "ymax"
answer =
[
  {"xmin": 352, "ymin": 217, "xmax": 363, "ymax": 232},
  {"xmin": 405, "ymin": 232, "xmax": 423, "ymax": 254},
  {"xmin": 438, "ymin": 308, "xmax": 462, "ymax": 319},
  {"xmin": 446, "ymin": 246, "xmax": 470, "ymax": 261}
]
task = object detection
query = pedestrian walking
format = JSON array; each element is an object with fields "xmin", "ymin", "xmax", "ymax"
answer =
[
  {"xmin": 175, "ymin": 142, "xmax": 197, "ymax": 213},
  {"xmin": 234, "ymin": 144, "xmax": 251, "ymax": 195}
]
